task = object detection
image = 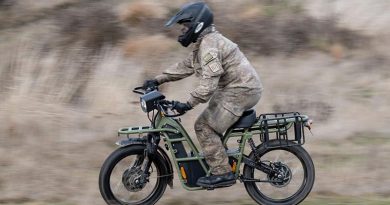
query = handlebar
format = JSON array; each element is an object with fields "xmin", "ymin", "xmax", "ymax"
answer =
[
  {"xmin": 132, "ymin": 86, "xmax": 186, "ymax": 117},
  {"xmin": 133, "ymin": 86, "xmax": 158, "ymax": 95}
]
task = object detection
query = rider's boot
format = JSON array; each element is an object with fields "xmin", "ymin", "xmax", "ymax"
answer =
[{"xmin": 196, "ymin": 172, "xmax": 236, "ymax": 188}]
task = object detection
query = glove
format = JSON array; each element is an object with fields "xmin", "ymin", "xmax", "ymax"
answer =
[
  {"xmin": 143, "ymin": 79, "xmax": 159, "ymax": 90},
  {"xmin": 172, "ymin": 101, "xmax": 192, "ymax": 114}
]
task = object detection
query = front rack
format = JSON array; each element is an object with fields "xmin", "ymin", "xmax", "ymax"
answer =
[
  {"xmin": 257, "ymin": 112, "xmax": 307, "ymax": 148},
  {"xmin": 117, "ymin": 126, "xmax": 179, "ymax": 138}
]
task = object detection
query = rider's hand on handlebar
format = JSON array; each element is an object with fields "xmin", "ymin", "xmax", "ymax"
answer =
[
  {"xmin": 172, "ymin": 101, "xmax": 192, "ymax": 114},
  {"xmin": 142, "ymin": 79, "xmax": 159, "ymax": 90}
]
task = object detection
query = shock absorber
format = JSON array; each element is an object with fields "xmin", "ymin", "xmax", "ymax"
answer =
[
  {"xmin": 248, "ymin": 138, "xmax": 256, "ymax": 151},
  {"xmin": 248, "ymin": 138, "xmax": 261, "ymax": 158}
]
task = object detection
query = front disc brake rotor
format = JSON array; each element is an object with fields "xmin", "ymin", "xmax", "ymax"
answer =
[{"xmin": 122, "ymin": 167, "xmax": 148, "ymax": 192}]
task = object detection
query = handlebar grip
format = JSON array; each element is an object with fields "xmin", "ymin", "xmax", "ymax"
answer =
[{"xmin": 133, "ymin": 86, "xmax": 145, "ymax": 94}]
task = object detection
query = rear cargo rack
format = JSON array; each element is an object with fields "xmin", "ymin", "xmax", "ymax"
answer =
[{"xmin": 257, "ymin": 112, "xmax": 308, "ymax": 148}]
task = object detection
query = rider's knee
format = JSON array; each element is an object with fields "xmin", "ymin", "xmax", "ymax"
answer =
[{"xmin": 194, "ymin": 118, "xmax": 204, "ymax": 131}]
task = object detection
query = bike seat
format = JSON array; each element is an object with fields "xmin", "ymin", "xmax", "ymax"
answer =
[{"xmin": 231, "ymin": 109, "xmax": 257, "ymax": 129}]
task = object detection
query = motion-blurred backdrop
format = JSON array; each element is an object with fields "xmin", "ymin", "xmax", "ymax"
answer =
[{"xmin": 0, "ymin": 0, "xmax": 389, "ymax": 204}]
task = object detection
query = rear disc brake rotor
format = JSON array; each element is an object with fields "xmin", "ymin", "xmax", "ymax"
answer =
[{"xmin": 267, "ymin": 163, "xmax": 292, "ymax": 188}]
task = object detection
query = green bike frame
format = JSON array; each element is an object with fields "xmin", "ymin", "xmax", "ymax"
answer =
[{"xmin": 117, "ymin": 111, "xmax": 309, "ymax": 191}]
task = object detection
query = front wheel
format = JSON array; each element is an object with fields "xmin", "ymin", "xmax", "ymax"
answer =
[
  {"xmin": 243, "ymin": 140, "xmax": 315, "ymax": 205},
  {"xmin": 99, "ymin": 145, "xmax": 169, "ymax": 205}
]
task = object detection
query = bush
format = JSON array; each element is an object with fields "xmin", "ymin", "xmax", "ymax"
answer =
[
  {"xmin": 119, "ymin": 1, "xmax": 172, "ymax": 37},
  {"xmin": 123, "ymin": 34, "xmax": 176, "ymax": 58},
  {"xmin": 213, "ymin": 1, "xmax": 366, "ymax": 56},
  {"xmin": 120, "ymin": 1, "xmax": 168, "ymax": 25},
  {"xmin": 56, "ymin": 4, "xmax": 126, "ymax": 51},
  {"xmin": 0, "ymin": 0, "xmax": 13, "ymax": 9},
  {"xmin": 273, "ymin": 100, "xmax": 334, "ymax": 122}
]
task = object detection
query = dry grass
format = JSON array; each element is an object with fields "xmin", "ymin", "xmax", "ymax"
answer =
[
  {"xmin": 123, "ymin": 34, "xmax": 177, "ymax": 58},
  {"xmin": 119, "ymin": 0, "xmax": 168, "ymax": 24},
  {"xmin": 56, "ymin": 3, "xmax": 126, "ymax": 51},
  {"xmin": 212, "ymin": 1, "xmax": 367, "ymax": 56},
  {"xmin": 0, "ymin": 0, "xmax": 77, "ymax": 30}
]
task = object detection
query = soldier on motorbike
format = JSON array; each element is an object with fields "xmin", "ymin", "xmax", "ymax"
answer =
[{"xmin": 144, "ymin": 2, "xmax": 263, "ymax": 188}]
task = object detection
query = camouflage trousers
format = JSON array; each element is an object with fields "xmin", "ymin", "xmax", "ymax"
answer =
[{"xmin": 194, "ymin": 90, "xmax": 262, "ymax": 175}]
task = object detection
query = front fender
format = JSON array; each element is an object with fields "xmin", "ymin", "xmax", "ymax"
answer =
[
  {"xmin": 116, "ymin": 137, "xmax": 146, "ymax": 147},
  {"xmin": 157, "ymin": 146, "xmax": 174, "ymax": 188}
]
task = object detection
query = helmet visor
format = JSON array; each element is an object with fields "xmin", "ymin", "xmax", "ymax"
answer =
[{"xmin": 165, "ymin": 11, "xmax": 192, "ymax": 27}]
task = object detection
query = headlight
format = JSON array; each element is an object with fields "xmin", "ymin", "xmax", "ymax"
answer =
[
  {"xmin": 139, "ymin": 90, "xmax": 165, "ymax": 113},
  {"xmin": 140, "ymin": 99, "xmax": 147, "ymax": 112}
]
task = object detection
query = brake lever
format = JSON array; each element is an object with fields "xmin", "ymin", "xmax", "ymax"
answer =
[
  {"xmin": 145, "ymin": 86, "xmax": 159, "ymax": 94},
  {"xmin": 132, "ymin": 85, "xmax": 159, "ymax": 95},
  {"xmin": 132, "ymin": 86, "xmax": 145, "ymax": 94},
  {"xmin": 157, "ymin": 100, "xmax": 184, "ymax": 117}
]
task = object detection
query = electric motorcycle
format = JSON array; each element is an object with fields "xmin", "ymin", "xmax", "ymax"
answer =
[{"xmin": 99, "ymin": 86, "xmax": 315, "ymax": 205}]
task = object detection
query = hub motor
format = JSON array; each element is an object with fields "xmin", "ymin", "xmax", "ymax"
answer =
[{"xmin": 122, "ymin": 167, "xmax": 149, "ymax": 192}]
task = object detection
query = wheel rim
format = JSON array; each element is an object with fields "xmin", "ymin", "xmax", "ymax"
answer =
[
  {"xmin": 251, "ymin": 148, "xmax": 307, "ymax": 202},
  {"xmin": 109, "ymin": 154, "xmax": 161, "ymax": 204}
]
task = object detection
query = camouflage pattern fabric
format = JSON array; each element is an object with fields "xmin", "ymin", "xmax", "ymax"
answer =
[
  {"xmin": 155, "ymin": 25, "xmax": 263, "ymax": 175},
  {"xmin": 155, "ymin": 25, "xmax": 263, "ymax": 116},
  {"xmin": 195, "ymin": 91, "xmax": 261, "ymax": 175},
  {"xmin": 194, "ymin": 119, "xmax": 232, "ymax": 175}
]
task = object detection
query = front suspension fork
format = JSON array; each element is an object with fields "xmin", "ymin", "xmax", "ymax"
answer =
[
  {"xmin": 128, "ymin": 133, "xmax": 160, "ymax": 175},
  {"xmin": 142, "ymin": 133, "xmax": 160, "ymax": 175}
]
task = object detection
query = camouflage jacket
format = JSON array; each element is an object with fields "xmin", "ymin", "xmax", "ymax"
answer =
[{"xmin": 155, "ymin": 26, "xmax": 263, "ymax": 116}]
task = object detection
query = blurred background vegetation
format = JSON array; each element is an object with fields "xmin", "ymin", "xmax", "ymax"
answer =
[{"xmin": 0, "ymin": 0, "xmax": 389, "ymax": 204}]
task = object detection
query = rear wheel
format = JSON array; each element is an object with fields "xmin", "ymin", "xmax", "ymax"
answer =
[
  {"xmin": 99, "ymin": 145, "xmax": 169, "ymax": 205},
  {"xmin": 243, "ymin": 140, "xmax": 315, "ymax": 205}
]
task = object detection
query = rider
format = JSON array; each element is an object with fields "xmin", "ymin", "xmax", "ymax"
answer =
[{"xmin": 143, "ymin": 2, "xmax": 263, "ymax": 188}]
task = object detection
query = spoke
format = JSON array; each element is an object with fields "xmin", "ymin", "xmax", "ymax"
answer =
[
  {"xmin": 273, "ymin": 152, "xmax": 281, "ymax": 162},
  {"xmin": 128, "ymin": 193, "xmax": 138, "ymax": 201},
  {"xmin": 126, "ymin": 193, "xmax": 132, "ymax": 202},
  {"xmin": 291, "ymin": 165, "xmax": 302, "ymax": 175},
  {"xmin": 145, "ymin": 184, "xmax": 153, "ymax": 196},
  {"xmin": 113, "ymin": 179, "xmax": 124, "ymax": 194},
  {"xmin": 281, "ymin": 158, "xmax": 294, "ymax": 164},
  {"xmin": 289, "ymin": 181, "xmax": 300, "ymax": 190},
  {"xmin": 286, "ymin": 182, "xmax": 291, "ymax": 193}
]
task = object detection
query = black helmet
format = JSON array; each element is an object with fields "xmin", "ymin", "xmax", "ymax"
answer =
[{"xmin": 165, "ymin": 2, "xmax": 213, "ymax": 47}]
